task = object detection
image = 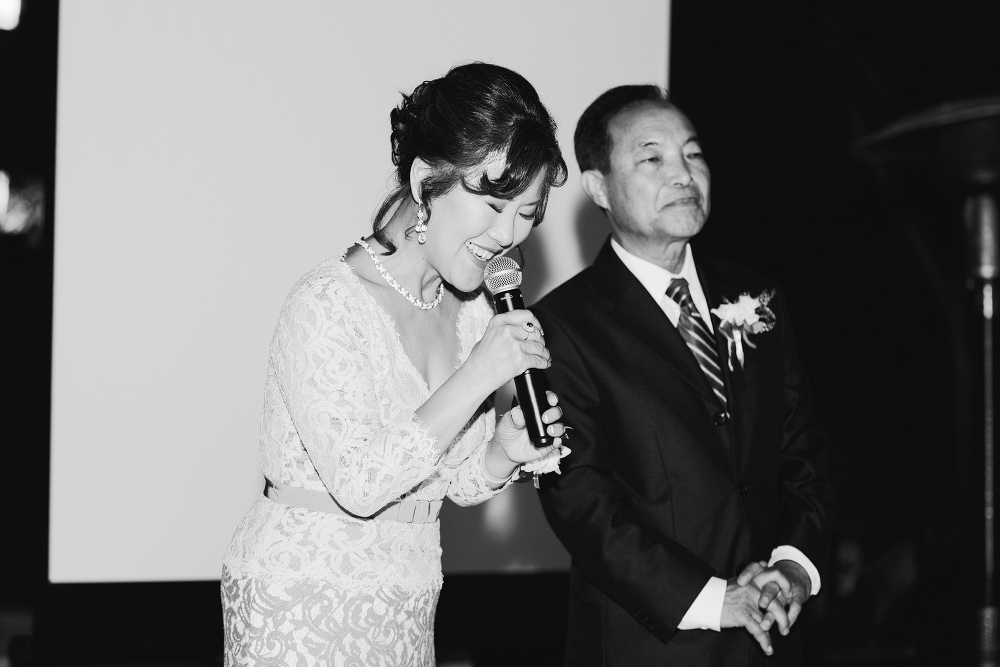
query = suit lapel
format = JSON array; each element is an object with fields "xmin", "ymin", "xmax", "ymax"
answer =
[
  {"xmin": 591, "ymin": 243, "xmax": 719, "ymax": 406},
  {"xmin": 697, "ymin": 257, "xmax": 756, "ymax": 473}
]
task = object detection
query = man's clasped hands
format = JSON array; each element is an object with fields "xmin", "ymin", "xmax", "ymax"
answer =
[{"xmin": 721, "ymin": 559, "xmax": 813, "ymax": 657}]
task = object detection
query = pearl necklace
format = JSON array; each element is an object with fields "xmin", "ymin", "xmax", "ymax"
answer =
[{"xmin": 356, "ymin": 238, "xmax": 444, "ymax": 310}]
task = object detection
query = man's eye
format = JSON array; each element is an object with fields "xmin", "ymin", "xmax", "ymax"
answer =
[
  {"xmin": 644, "ymin": 156, "xmax": 661, "ymax": 164},
  {"xmin": 687, "ymin": 151, "xmax": 703, "ymax": 160}
]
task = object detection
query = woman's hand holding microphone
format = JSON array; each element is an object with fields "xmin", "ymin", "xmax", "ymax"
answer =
[{"xmin": 466, "ymin": 311, "xmax": 569, "ymax": 485}]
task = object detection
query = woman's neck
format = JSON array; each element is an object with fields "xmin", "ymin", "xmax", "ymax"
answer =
[{"xmin": 364, "ymin": 205, "xmax": 444, "ymax": 304}]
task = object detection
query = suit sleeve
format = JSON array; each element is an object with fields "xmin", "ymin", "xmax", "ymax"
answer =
[
  {"xmin": 535, "ymin": 310, "xmax": 715, "ymax": 643},
  {"xmin": 772, "ymin": 290, "xmax": 836, "ymax": 577}
]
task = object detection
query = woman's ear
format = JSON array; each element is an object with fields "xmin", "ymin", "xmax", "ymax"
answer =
[
  {"xmin": 409, "ymin": 158, "xmax": 434, "ymax": 204},
  {"xmin": 580, "ymin": 170, "xmax": 610, "ymax": 210}
]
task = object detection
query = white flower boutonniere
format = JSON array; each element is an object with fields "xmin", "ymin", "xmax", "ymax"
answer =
[{"xmin": 711, "ymin": 290, "xmax": 776, "ymax": 370}]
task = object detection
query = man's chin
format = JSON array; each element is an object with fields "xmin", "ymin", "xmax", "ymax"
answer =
[{"xmin": 659, "ymin": 213, "xmax": 707, "ymax": 239}]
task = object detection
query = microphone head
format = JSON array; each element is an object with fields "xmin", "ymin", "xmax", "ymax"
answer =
[{"xmin": 483, "ymin": 255, "xmax": 522, "ymax": 295}]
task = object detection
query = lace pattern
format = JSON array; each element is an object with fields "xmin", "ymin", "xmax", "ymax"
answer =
[
  {"xmin": 222, "ymin": 562, "xmax": 438, "ymax": 666},
  {"xmin": 223, "ymin": 253, "xmax": 508, "ymax": 665}
]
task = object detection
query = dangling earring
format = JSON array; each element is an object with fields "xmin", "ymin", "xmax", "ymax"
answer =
[{"xmin": 414, "ymin": 204, "xmax": 428, "ymax": 244}]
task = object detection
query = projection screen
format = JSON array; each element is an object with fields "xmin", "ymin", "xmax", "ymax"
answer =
[{"xmin": 49, "ymin": 0, "xmax": 670, "ymax": 582}]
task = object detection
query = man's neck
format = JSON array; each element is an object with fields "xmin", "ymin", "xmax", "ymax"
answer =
[{"xmin": 612, "ymin": 233, "xmax": 689, "ymax": 274}]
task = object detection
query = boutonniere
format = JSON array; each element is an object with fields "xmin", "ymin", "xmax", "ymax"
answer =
[{"xmin": 711, "ymin": 290, "xmax": 776, "ymax": 370}]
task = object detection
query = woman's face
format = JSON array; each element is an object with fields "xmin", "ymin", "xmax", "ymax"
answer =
[{"xmin": 424, "ymin": 158, "xmax": 546, "ymax": 292}]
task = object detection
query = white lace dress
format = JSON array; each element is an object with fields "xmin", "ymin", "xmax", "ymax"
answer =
[{"xmin": 221, "ymin": 254, "xmax": 509, "ymax": 666}]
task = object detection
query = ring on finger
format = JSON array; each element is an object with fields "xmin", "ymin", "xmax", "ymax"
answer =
[{"xmin": 521, "ymin": 321, "xmax": 535, "ymax": 334}]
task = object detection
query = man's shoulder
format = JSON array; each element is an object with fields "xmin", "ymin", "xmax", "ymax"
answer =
[
  {"xmin": 533, "ymin": 265, "xmax": 600, "ymax": 315},
  {"xmin": 697, "ymin": 253, "xmax": 781, "ymax": 296}
]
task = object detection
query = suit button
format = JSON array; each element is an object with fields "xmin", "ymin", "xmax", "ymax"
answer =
[
  {"xmin": 739, "ymin": 484, "xmax": 749, "ymax": 496},
  {"xmin": 713, "ymin": 411, "xmax": 729, "ymax": 426}
]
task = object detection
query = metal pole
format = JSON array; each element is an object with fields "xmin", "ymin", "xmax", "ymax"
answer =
[
  {"xmin": 982, "ymin": 279, "xmax": 998, "ymax": 667},
  {"xmin": 971, "ymin": 193, "xmax": 999, "ymax": 666},
  {"xmin": 986, "ymin": 279, "xmax": 995, "ymax": 606}
]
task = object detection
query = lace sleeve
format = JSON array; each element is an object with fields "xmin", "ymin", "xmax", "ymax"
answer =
[
  {"xmin": 445, "ymin": 419, "xmax": 517, "ymax": 506},
  {"xmin": 272, "ymin": 273, "xmax": 439, "ymax": 517}
]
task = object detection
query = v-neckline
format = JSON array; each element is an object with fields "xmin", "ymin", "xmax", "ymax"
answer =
[{"xmin": 340, "ymin": 255, "xmax": 469, "ymax": 397}]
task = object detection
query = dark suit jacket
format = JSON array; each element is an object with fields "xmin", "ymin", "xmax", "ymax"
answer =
[{"xmin": 534, "ymin": 240, "xmax": 835, "ymax": 667}]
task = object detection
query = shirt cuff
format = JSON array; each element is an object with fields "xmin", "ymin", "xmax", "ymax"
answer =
[
  {"xmin": 677, "ymin": 576, "xmax": 726, "ymax": 632},
  {"xmin": 769, "ymin": 545, "xmax": 822, "ymax": 595}
]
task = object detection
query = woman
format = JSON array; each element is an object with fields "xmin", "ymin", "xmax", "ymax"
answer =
[{"xmin": 221, "ymin": 62, "xmax": 569, "ymax": 666}]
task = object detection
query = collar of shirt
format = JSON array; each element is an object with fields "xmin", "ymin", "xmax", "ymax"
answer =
[{"xmin": 609, "ymin": 237, "xmax": 714, "ymax": 332}]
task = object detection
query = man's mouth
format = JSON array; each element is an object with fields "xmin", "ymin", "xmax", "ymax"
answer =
[{"xmin": 666, "ymin": 195, "xmax": 701, "ymax": 207}]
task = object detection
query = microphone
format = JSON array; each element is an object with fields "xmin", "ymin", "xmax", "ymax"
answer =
[{"xmin": 483, "ymin": 256, "xmax": 552, "ymax": 448}]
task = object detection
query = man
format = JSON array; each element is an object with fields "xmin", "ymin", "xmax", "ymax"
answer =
[{"xmin": 533, "ymin": 85, "xmax": 835, "ymax": 666}]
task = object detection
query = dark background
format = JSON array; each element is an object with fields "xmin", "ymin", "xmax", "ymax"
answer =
[
  {"xmin": 2, "ymin": 0, "xmax": 1000, "ymax": 665},
  {"xmin": 669, "ymin": 1, "xmax": 1000, "ymax": 664},
  {"xmin": 1, "ymin": 0, "xmax": 58, "ymax": 607}
]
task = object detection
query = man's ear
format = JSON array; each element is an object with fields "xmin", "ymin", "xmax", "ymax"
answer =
[
  {"xmin": 409, "ymin": 158, "xmax": 434, "ymax": 203},
  {"xmin": 580, "ymin": 170, "xmax": 609, "ymax": 210}
]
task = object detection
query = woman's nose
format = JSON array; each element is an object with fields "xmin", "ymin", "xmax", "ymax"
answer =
[{"xmin": 487, "ymin": 216, "xmax": 514, "ymax": 247}]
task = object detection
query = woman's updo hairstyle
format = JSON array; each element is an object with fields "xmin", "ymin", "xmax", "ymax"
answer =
[{"xmin": 373, "ymin": 62, "xmax": 567, "ymax": 253}]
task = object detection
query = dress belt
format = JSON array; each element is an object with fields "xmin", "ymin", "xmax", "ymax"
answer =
[{"xmin": 264, "ymin": 480, "xmax": 442, "ymax": 524}]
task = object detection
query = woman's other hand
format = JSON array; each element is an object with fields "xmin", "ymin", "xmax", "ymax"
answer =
[
  {"xmin": 483, "ymin": 391, "xmax": 567, "ymax": 483},
  {"xmin": 495, "ymin": 390, "xmax": 565, "ymax": 462}
]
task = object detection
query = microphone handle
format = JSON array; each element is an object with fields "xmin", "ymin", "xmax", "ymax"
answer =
[
  {"xmin": 492, "ymin": 287, "xmax": 551, "ymax": 448},
  {"xmin": 514, "ymin": 370, "xmax": 551, "ymax": 448}
]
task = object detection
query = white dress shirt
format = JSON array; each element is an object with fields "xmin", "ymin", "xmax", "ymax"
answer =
[{"xmin": 610, "ymin": 238, "xmax": 821, "ymax": 632}]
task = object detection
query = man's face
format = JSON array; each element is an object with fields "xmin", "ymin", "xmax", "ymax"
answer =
[{"xmin": 596, "ymin": 104, "xmax": 710, "ymax": 249}]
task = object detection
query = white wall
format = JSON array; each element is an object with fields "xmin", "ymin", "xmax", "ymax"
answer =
[{"xmin": 49, "ymin": 0, "xmax": 670, "ymax": 582}]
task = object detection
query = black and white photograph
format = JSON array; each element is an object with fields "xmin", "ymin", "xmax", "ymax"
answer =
[{"xmin": 1, "ymin": 1, "xmax": 998, "ymax": 665}]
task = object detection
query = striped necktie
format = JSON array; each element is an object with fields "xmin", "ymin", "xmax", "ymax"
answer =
[{"xmin": 666, "ymin": 277, "xmax": 727, "ymax": 408}]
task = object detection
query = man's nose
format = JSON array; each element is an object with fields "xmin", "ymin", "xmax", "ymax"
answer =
[{"xmin": 667, "ymin": 159, "xmax": 693, "ymax": 187}]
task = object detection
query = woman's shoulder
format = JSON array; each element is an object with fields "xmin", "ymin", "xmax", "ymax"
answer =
[{"xmin": 280, "ymin": 248, "xmax": 369, "ymax": 318}]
